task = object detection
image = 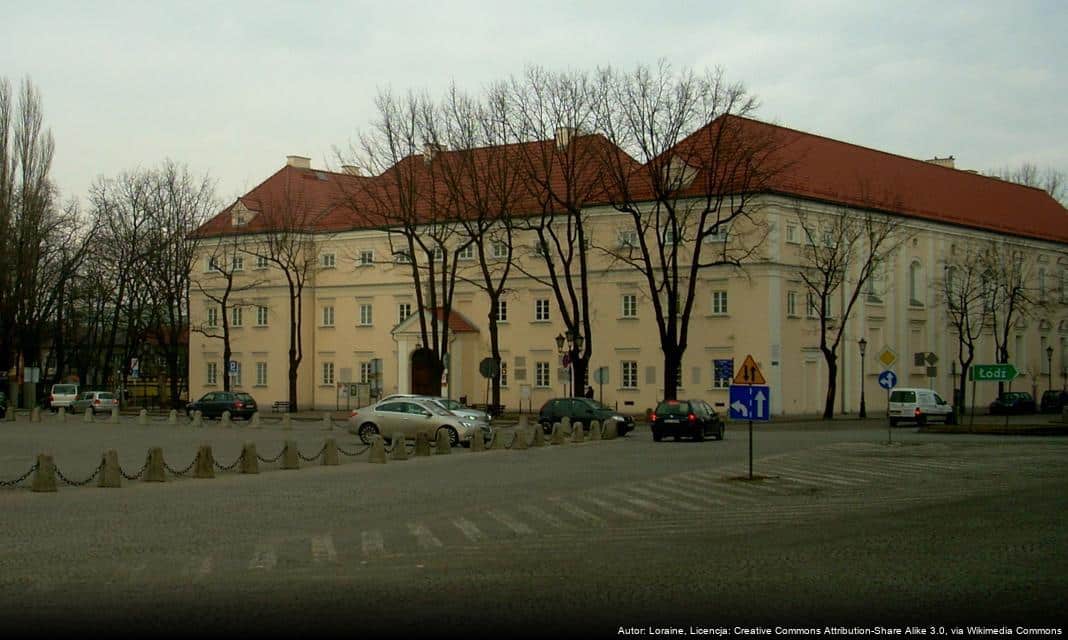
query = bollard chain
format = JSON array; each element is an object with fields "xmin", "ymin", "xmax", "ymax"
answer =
[
  {"xmin": 0, "ymin": 462, "xmax": 39, "ymax": 488},
  {"xmin": 120, "ymin": 454, "xmax": 151, "ymax": 481},
  {"xmin": 298, "ymin": 443, "xmax": 327, "ymax": 463},
  {"xmin": 55, "ymin": 460, "xmax": 105, "ymax": 487},
  {"xmin": 337, "ymin": 444, "xmax": 370, "ymax": 457},
  {"xmin": 214, "ymin": 454, "xmax": 243, "ymax": 472},
  {"xmin": 163, "ymin": 457, "xmax": 197, "ymax": 477},
  {"xmin": 257, "ymin": 447, "xmax": 286, "ymax": 464}
]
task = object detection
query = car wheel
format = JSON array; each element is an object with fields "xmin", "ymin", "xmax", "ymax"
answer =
[
  {"xmin": 694, "ymin": 427, "xmax": 705, "ymax": 442},
  {"xmin": 717, "ymin": 425, "xmax": 725, "ymax": 440},
  {"xmin": 437, "ymin": 426, "xmax": 459, "ymax": 448},
  {"xmin": 540, "ymin": 420, "xmax": 552, "ymax": 435},
  {"xmin": 357, "ymin": 422, "xmax": 380, "ymax": 445},
  {"xmin": 889, "ymin": 418, "xmax": 898, "ymax": 427},
  {"xmin": 652, "ymin": 430, "xmax": 662, "ymax": 442},
  {"xmin": 946, "ymin": 411, "xmax": 958, "ymax": 425},
  {"xmin": 917, "ymin": 414, "xmax": 928, "ymax": 427}
]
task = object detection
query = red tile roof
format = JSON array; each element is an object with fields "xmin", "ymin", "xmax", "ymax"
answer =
[
  {"xmin": 193, "ymin": 116, "xmax": 1067, "ymax": 244},
  {"xmin": 429, "ymin": 307, "xmax": 478, "ymax": 333}
]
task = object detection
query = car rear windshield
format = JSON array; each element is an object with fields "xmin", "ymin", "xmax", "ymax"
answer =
[
  {"xmin": 97, "ymin": 393, "xmax": 114, "ymax": 400},
  {"xmin": 236, "ymin": 393, "xmax": 255, "ymax": 402},
  {"xmin": 53, "ymin": 385, "xmax": 77, "ymax": 394},
  {"xmin": 889, "ymin": 391, "xmax": 916, "ymax": 403},
  {"xmin": 654, "ymin": 401, "xmax": 691, "ymax": 415}
]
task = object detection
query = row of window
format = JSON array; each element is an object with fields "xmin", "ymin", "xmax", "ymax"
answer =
[{"xmin": 205, "ymin": 360, "xmax": 381, "ymax": 387}]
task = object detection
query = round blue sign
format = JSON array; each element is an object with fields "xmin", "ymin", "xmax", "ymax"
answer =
[{"xmin": 878, "ymin": 370, "xmax": 898, "ymax": 390}]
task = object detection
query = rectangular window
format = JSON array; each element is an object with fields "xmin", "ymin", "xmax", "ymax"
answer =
[
  {"xmin": 206, "ymin": 306, "xmax": 219, "ymax": 328},
  {"xmin": 534, "ymin": 240, "xmax": 549, "ymax": 257},
  {"xmin": 785, "ymin": 224, "xmax": 799, "ymax": 244},
  {"xmin": 206, "ymin": 362, "xmax": 217, "ymax": 386},
  {"xmin": 255, "ymin": 362, "xmax": 267, "ymax": 386},
  {"xmin": 359, "ymin": 250, "xmax": 374, "ymax": 266},
  {"xmin": 232, "ymin": 255, "xmax": 244, "ymax": 271},
  {"xmin": 359, "ymin": 361, "xmax": 373, "ymax": 384},
  {"xmin": 256, "ymin": 305, "xmax": 269, "ymax": 326},
  {"xmin": 618, "ymin": 229, "xmax": 638, "ymax": 248},
  {"xmin": 322, "ymin": 305, "xmax": 334, "ymax": 327},
  {"xmin": 359, "ymin": 303, "xmax": 373, "ymax": 326},
  {"xmin": 495, "ymin": 300, "xmax": 508, "ymax": 322},
  {"xmin": 622, "ymin": 361, "xmax": 638, "ymax": 389},
  {"xmin": 621, "ymin": 294, "xmax": 637, "ymax": 318},
  {"xmin": 535, "ymin": 361, "xmax": 551, "ymax": 388},
  {"xmin": 713, "ymin": 360, "xmax": 733, "ymax": 389},
  {"xmin": 712, "ymin": 291, "xmax": 728, "ymax": 315},
  {"xmin": 535, "ymin": 299, "xmax": 550, "ymax": 322},
  {"xmin": 500, "ymin": 362, "xmax": 508, "ymax": 387},
  {"xmin": 806, "ymin": 292, "xmax": 819, "ymax": 319},
  {"xmin": 398, "ymin": 303, "xmax": 412, "ymax": 324},
  {"xmin": 230, "ymin": 361, "xmax": 242, "ymax": 387},
  {"xmin": 663, "ymin": 228, "xmax": 680, "ymax": 245},
  {"xmin": 703, "ymin": 221, "xmax": 729, "ymax": 243},
  {"xmin": 207, "ymin": 256, "xmax": 220, "ymax": 272},
  {"xmin": 231, "ymin": 306, "xmax": 243, "ymax": 327},
  {"xmin": 787, "ymin": 291, "xmax": 797, "ymax": 317},
  {"xmin": 393, "ymin": 250, "xmax": 411, "ymax": 264},
  {"xmin": 320, "ymin": 253, "xmax": 336, "ymax": 269},
  {"xmin": 255, "ymin": 255, "xmax": 269, "ymax": 269},
  {"xmin": 322, "ymin": 362, "xmax": 335, "ymax": 385},
  {"xmin": 492, "ymin": 241, "xmax": 508, "ymax": 259},
  {"xmin": 458, "ymin": 245, "xmax": 474, "ymax": 260}
]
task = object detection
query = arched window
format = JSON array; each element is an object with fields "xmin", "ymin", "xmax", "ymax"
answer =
[{"xmin": 909, "ymin": 260, "xmax": 923, "ymax": 306}]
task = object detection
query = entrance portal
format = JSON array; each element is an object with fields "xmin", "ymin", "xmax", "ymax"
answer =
[{"xmin": 410, "ymin": 348, "xmax": 444, "ymax": 396}]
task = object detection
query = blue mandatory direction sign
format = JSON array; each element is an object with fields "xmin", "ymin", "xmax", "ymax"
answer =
[
  {"xmin": 878, "ymin": 370, "xmax": 898, "ymax": 390},
  {"xmin": 728, "ymin": 385, "xmax": 771, "ymax": 421}
]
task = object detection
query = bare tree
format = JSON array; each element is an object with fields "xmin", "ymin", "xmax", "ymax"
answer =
[
  {"xmin": 796, "ymin": 205, "xmax": 909, "ymax": 419},
  {"xmin": 592, "ymin": 62, "xmax": 783, "ymax": 400},
  {"xmin": 988, "ymin": 163, "xmax": 1066, "ymax": 206},
  {"xmin": 937, "ymin": 244, "xmax": 992, "ymax": 414}
]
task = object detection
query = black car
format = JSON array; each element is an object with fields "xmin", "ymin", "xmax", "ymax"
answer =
[
  {"xmin": 651, "ymin": 399, "xmax": 724, "ymax": 442},
  {"xmin": 1040, "ymin": 390, "xmax": 1068, "ymax": 413},
  {"xmin": 989, "ymin": 391, "xmax": 1037, "ymax": 415},
  {"xmin": 186, "ymin": 391, "xmax": 258, "ymax": 419},
  {"xmin": 537, "ymin": 397, "xmax": 634, "ymax": 435},
  {"xmin": 0, "ymin": 391, "xmax": 6, "ymax": 419}
]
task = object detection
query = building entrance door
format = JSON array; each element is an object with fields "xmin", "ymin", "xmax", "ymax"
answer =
[{"xmin": 410, "ymin": 348, "xmax": 443, "ymax": 396}]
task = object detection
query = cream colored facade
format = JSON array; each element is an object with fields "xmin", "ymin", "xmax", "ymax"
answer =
[{"xmin": 189, "ymin": 190, "xmax": 1068, "ymax": 416}]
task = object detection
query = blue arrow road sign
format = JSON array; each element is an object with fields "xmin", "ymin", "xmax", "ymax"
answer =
[
  {"xmin": 729, "ymin": 385, "xmax": 771, "ymax": 421},
  {"xmin": 878, "ymin": 370, "xmax": 898, "ymax": 390}
]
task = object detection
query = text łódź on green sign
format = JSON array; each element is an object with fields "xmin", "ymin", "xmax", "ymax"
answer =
[{"xmin": 970, "ymin": 364, "xmax": 1019, "ymax": 382}]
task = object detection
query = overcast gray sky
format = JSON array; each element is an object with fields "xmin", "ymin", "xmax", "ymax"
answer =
[{"xmin": 3, "ymin": 0, "xmax": 1065, "ymax": 206}]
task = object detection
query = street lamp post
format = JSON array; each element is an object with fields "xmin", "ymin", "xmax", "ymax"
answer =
[
  {"xmin": 858, "ymin": 337, "xmax": 868, "ymax": 419},
  {"xmin": 555, "ymin": 330, "xmax": 583, "ymax": 397},
  {"xmin": 1046, "ymin": 345, "xmax": 1054, "ymax": 396}
]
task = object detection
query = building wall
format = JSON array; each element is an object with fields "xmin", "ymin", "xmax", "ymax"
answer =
[{"xmin": 189, "ymin": 196, "xmax": 1068, "ymax": 415}]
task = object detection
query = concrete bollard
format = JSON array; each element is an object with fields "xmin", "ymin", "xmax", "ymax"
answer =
[
  {"xmin": 240, "ymin": 443, "xmax": 259, "ymax": 474},
  {"xmin": 221, "ymin": 410, "xmax": 232, "ymax": 428},
  {"xmin": 488, "ymin": 429, "xmax": 506, "ymax": 451},
  {"xmin": 110, "ymin": 406, "xmax": 120, "ymax": 424},
  {"xmin": 470, "ymin": 429, "xmax": 485, "ymax": 452},
  {"xmin": 511, "ymin": 429, "xmax": 528, "ymax": 450},
  {"xmin": 282, "ymin": 413, "xmax": 292, "ymax": 430},
  {"xmin": 84, "ymin": 407, "xmax": 94, "ymax": 423},
  {"xmin": 190, "ymin": 411, "xmax": 203, "ymax": 428},
  {"xmin": 144, "ymin": 447, "xmax": 166, "ymax": 482},
  {"xmin": 590, "ymin": 420, "xmax": 601, "ymax": 441},
  {"xmin": 251, "ymin": 412, "xmax": 262, "ymax": 429},
  {"xmin": 58, "ymin": 407, "xmax": 67, "ymax": 423},
  {"xmin": 282, "ymin": 440, "xmax": 300, "ymax": 469},
  {"xmin": 572, "ymin": 421, "xmax": 585, "ymax": 443},
  {"xmin": 532, "ymin": 426, "xmax": 546, "ymax": 447},
  {"xmin": 561, "ymin": 416, "xmax": 572, "ymax": 432},
  {"xmin": 551, "ymin": 423, "xmax": 566, "ymax": 445},
  {"xmin": 323, "ymin": 438, "xmax": 340, "ymax": 466},
  {"xmin": 415, "ymin": 432, "xmax": 431, "ymax": 457},
  {"xmin": 138, "ymin": 409, "xmax": 149, "ymax": 425},
  {"xmin": 323, "ymin": 412, "xmax": 333, "ymax": 431},
  {"xmin": 5, "ymin": 405, "xmax": 14, "ymax": 422},
  {"xmin": 194, "ymin": 445, "xmax": 215, "ymax": 479},
  {"xmin": 603, "ymin": 420, "xmax": 619, "ymax": 440},
  {"xmin": 31, "ymin": 454, "xmax": 58, "ymax": 492},
  {"xmin": 98, "ymin": 449, "xmax": 122, "ymax": 488},
  {"xmin": 390, "ymin": 434, "xmax": 409, "ymax": 461},
  {"xmin": 369, "ymin": 436, "xmax": 387, "ymax": 464},
  {"xmin": 435, "ymin": 428, "xmax": 451, "ymax": 454},
  {"xmin": 31, "ymin": 407, "xmax": 41, "ymax": 423},
  {"xmin": 168, "ymin": 410, "xmax": 177, "ymax": 425}
]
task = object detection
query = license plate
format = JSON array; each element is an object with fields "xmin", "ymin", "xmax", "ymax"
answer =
[{"xmin": 665, "ymin": 419, "xmax": 679, "ymax": 424}]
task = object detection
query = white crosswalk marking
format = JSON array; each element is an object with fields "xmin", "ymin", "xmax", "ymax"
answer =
[
  {"xmin": 361, "ymin": 530, "xmax": 385, "ymax": 557},
  {"xmin": 311, "ymin": 534, "xmax": 337, "ymax": 563},
  {"xmin": 518, "ymin": 505, "xmax": 566, "ymax": 529},
  {"xmin": 452, "ymin": 517, "xmax": 484, "ymax": 543},
  {"xmin": 576, "ymin": 493, "xmax": 641, "ymax": 518},
  {"xmin": 666, "ymin": 475, "xmax": 762, "ymax": 503},
  {"xmin": 547, "ymin": 497, "xmax": 607, "ymax": 525},
  {"xmin": 249, "ymin": 544, "xmax": 277, "ymax": 571},
  {"xmin": 766, "ymin": 464, "xmax": 867, "ymax": 486},
  {"xmin": 408, "ymin": 523, "xmax": 443, "ymax": 550},
  {"xmin": 487, "ymin": 510, "xmax": 534, "ymax": 535},
  {"xmin": 624, "ymin": 485, "xmax": 704, "ymax": 511},
  {"xmin": 600, "ymin": 488, "xmax": 674, "ymax": 514},
  {"xmin": 644, "ymin": 480, "xmax": 729, "ymax": 505}
]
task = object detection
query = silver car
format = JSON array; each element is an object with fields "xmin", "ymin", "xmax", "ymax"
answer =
[
  {"xmin": 380, "ymin": 394, "xmax": 492, "ymax": 424},
  {"xmin": 348, "ymin": 397, "xmax": 491, "ymax": 447}
]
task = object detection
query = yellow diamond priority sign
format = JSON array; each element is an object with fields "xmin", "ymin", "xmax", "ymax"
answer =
[
  {"xmin": 732, "ymin": 354, "xmax": 766, "ymax": 385},
  {"xmin": 878, "ymin": 347, "xmax": 897, "ymax": 368}
]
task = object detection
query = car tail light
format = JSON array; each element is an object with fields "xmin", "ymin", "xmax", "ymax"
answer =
[
  {"xmin": 650, "ymin": 412, "xmax": 657, "ymax": 422},
  {"xmin": 50, "ymin": 394, "xmax": 55, "ymax": 402},
  {"xmin": 914, "ymin": 408, "xmax": 922, "ymax": 417},
  {"xmin": 235, "ymin": 401, "xmax": 244, "ymax": 409},
  {"xmin": 93, "ymin": 399, "xmax": 100, "ymax": 405},
  {"xmin": 688, "ymin": 413, "xmax": 697, "ymax": 422}
]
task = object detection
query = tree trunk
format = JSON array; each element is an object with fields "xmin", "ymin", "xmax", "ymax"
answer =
[
  {"xmin": 823, "ymin": 357, "xmax": 838, "ymax": 420},
  {"xmin": 662, "ymin": 347, "xmax": 681, "ymax": 401}
]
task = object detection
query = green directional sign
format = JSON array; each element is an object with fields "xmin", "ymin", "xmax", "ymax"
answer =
[{"xmin": 971, "ymin": 364, "xmax": 1019, "ymax": 382}]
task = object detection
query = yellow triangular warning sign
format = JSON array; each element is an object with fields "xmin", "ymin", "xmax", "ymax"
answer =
[{"xmin": 733, "ymin": 354, "xmax": 766, "ymax": 385}]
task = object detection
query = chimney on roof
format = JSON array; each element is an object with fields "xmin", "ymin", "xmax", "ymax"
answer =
[
  {"xmin": 423, "ymin": 142, "xmax": 444, "ymax": 164},
  {"xmin": 555, "ymin": 126, "xmax": 577, "ymax": 150},
  {"xmin": 925, "ymin": 155, "xmax": 955, "ymax": 169},
  {"xmin": 286, "ymin": 155, "xmax": 311, "ymax": 169},
  {"xmin": 341, "ymin": 165, "xmax": 362, "ymax": 176}
]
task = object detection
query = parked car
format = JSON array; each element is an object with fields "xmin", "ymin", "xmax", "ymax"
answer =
[
  {"xmin": 186, "ymin": 391, "xmax": 258, "ymax": 419},
  {"xmin": 348, "ymin": 397, "xmax": 490, "ymax": 447},
  {"xmin": 537, "ymin": 397, "xmax": 635, "ymax": 435},
  {"xmin": 380, "ymin": 394, "xmax": 492, "ymax": 424},
  {"xmin": 48, "ymin": 383, "xmax": 79, "ymax": 411},
  {"xmin": 888, "ymin": 387, "xmax": 956, "ymax": 426},
  {"xmin": 1039, "ymin": 390, "xmax": 1068, "ymax": 413},
  {"xmin": 989, "ymin": 391, "xmax": 1037, "ymax": 415},
  {"xmin": 70, "ymin": 391, "xmax": 119, "ymax": 415},
  {"xmin": 650, "ymin": 399, "xmax": 725, "ymax": 442},
  {"xmin": 0, "ymin": 391, "xmax": 6, "ymax": 419}
]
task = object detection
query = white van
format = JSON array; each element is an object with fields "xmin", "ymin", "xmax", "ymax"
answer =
[
  {"xmin": 49, "ymin": 383, "xmax": 80, "ymax": 411},
  {"xmin": 888, "ymin": 387, "xmax": 956, "ymax": 426}
]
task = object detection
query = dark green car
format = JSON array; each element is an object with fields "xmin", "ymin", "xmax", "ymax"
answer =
[
  {"xmin": 0, "ymin": 391, "xmax": 6, "ymax": 419},
  {"xmin": 186, "ymin": 391, "xmax": 258, "ymax": 419},
  {"xmin": 537, "ymin": 397, "xmax": 634, "ymax": 435}
]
